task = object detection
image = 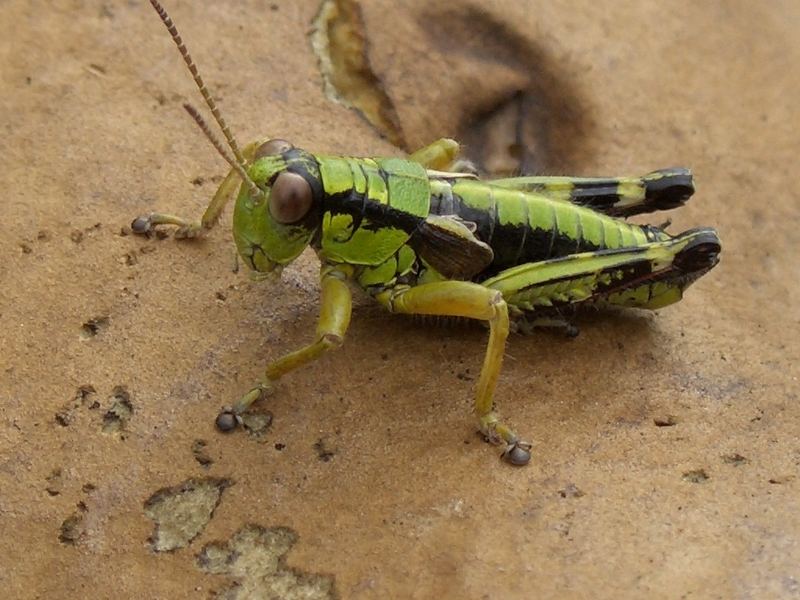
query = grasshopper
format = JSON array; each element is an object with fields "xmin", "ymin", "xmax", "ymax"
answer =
[{"xmin": 134, "ymin": 0, "xmax": 721, "ymax": 465}]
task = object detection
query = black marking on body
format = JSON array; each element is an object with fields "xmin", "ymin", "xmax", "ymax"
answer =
[
  {"xmin": 565, "ymin": 169, "xmax": 694, "ymax": 217},
  {"xmin": 672, "ymin": 228, "xmax": 721, "ymax": 272},
  {"xmin": 567, "ymin": 183, "xmax": 622, "ymax": 212},
  {"xmin": 591, "ymin": 260, "xmax": 657, "ymax": 296},
  {"xmin": 430, "ymin": 191, "xmax": 496, "ymax": 244},
  {"xmin": 323, "ymin": 177, "xmax": 424, "ymax": 238},
  {"xmin": 431, "ymin": 189, "xmax": 604, "ymax": 279},
  {"xmin": 644, "ymin": 169, "xmax": 694, "ymax": 211}
]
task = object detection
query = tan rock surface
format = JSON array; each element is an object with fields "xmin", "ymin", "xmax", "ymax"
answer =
[{"xmin": 1, "ymin": 1, "xmax": 798, "ymax": 598}]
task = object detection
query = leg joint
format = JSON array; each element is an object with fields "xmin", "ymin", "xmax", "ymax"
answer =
[
  {"xmin": 489, "ymin": 290, "xmax": 505, "ymax": 307},
  {"xmin": 319, "ymin": 332, "xmax": 343, "ymax": 349}
]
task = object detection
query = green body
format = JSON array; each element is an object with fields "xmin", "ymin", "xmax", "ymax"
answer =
[{"xmin": 232, "ymin": 149, "xmax": 720, "ymax": 324}]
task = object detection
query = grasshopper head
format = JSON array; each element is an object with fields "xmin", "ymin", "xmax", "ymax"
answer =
[
  {"xmin": 144, "ymin": 4, "xmax": 322, "ymax": 276},
  {"xmin": 233, "ymin": 139, "xmax": 323, "ymax": 274}
]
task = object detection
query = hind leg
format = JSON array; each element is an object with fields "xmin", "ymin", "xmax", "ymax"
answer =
[{"xmin": 376, "ymin": 281, "xmax": 532, "ymax": 466}]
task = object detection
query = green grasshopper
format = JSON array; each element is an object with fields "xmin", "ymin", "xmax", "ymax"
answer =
[{"xmin": 134, "ymin": 0, "xmax": 721, "ymax": 465}]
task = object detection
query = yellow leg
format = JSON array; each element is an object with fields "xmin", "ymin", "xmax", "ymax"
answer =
[
  {"xmin": 408, "ymin": 138, "xmax": 461, "ymax": 170},
  {"xmin": 376, "ymin": 281, "xmax": 532, "ymax": 465},
  {"xmin": 216, "ymin": 264, "xmax": 353, "ymax": 429},
  {"xmin": 131, "ymin": 140, "xmax": 264, "ymax": 238}
]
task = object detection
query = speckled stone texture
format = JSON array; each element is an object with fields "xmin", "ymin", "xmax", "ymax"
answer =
[{"xmin": 1, "ymin": 1, "xmax": 798, "ymax": 598}]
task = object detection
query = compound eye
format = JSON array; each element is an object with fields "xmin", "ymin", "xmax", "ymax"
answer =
[
  {"xmin": 253, "ymin": 138, "xmax": 293, "ymax": 160},
  {"xmin": 268, "ymin": 172, "xmax": 313, "ymax": 224}
]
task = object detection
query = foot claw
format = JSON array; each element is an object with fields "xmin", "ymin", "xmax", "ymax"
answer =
[
  {"xmin": 130, "ymin": 214, "xmax": 201, "ymax": 238},
  {"xmin": 216, "ymin": 384, "xmax": 272, "ymax": 432},
  {"xmin": 215, "ymin": 409, "xmax": 241, "ymax": 432},
  {"xmin": 502, "ymin": 440, "xmax": 532, "ymax": 466},
  {"xmin": 131, "ymin": 214, "xmax": 153, "ymax": 235}
]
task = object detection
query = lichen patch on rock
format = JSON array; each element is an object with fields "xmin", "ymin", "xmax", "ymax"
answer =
[{"xmin": 144, "ymin": 478, "xmax": 231, "ymax": 552}]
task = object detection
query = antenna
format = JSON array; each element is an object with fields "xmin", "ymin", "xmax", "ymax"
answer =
[
  {"xmin": 149, "ymin": 0, "xmax": 248, "ymax": 167},
  {"xmin": 183, "ymin": 104, "xmax": 262, "ymax": 200}
]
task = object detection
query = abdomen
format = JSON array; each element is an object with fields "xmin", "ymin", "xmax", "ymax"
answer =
[{"xmin": 431, "ymin": 179, "xmax": 668, "ymax": 279}]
